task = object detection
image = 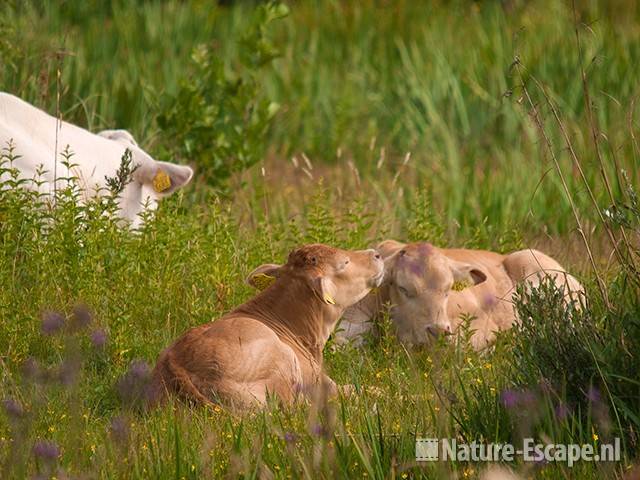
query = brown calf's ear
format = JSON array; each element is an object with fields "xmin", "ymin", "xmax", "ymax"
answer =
[
  {"xmin": 134, "ymin": 159, "xmax": 194, "ymax": 195},
  {"xmin": 450, "ymin": 260, "xmax": 487, "ymax": 290},
  {"xmin": 314, "ymin": 276, "xmax": 338, "ymax": 305},
  {"xmin": 246, "ymin": 263, "xmax": 282, "ymax": 290}
]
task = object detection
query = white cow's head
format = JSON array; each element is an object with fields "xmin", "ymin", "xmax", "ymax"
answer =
[
  {"xmin": 378, "ymin": 240, "xmax": 487, "ymax": 346},
  {"xmin": 98, "ymin": 130, "xmax": 193, "ymax": 229}
]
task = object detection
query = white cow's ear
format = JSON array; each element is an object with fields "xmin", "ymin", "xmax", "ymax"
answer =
[
  {"xmin": 98, "ymin": 129, "xmax": 139, "ymax": 148},
  {"xmin": 449, "ymin": 260, "xmax": 487, "ymax": 289},
  {"xmin": 135, "ymin": 160, "xmax": 194, "ymax": 196},
  {"xmin": 246, "ymin": 263, "xmax": 282, "ymax": 290},
  {"xmin": 314, "ymin": 276, "xmax": 338, "ymax": 305}
]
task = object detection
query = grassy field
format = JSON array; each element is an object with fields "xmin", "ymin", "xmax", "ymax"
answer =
[{"xmin": 1, "ymin": 0, "xmax": 639, "ymax": 478}]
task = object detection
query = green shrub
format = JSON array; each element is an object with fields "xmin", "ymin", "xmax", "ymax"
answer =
[
  {"xmin": 508, "ymin": 279, "xmax": 597, "ymax": 401},
  {"xmin": 157, "ymin": 2, "xmax": 287, "ymax": 188}
]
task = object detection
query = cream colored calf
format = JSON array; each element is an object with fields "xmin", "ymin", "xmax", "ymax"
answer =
[{"xmin": 337, "ymin": 240, "xmax": 584, "ymax": 350}]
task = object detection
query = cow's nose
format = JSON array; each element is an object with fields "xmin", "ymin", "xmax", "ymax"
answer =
[
  {"xmin": 426, "ymin": 326, "xmax": 440, "ymax": 338},
  {"xmin": 427, "ymin": 324, "xmax": 452, "ymax": 336}
]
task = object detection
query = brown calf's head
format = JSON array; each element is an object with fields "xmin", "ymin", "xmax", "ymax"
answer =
[
  {"xmin": 379, "ymin": 240, "xmax": 487, "ymax": 346},
  {"xmin": 248, "ymin": 244, "xmax": 384, "ymax": 309}
]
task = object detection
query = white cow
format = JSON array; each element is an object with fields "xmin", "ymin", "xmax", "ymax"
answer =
[{"xmin": 0, "ymin": 92, "xmax": 193, "ymax": 228}]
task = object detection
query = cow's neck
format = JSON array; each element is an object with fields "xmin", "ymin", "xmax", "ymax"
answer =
[{"xmin": 233, "ymin": 277, "xmax": 342, "ymax": 361}]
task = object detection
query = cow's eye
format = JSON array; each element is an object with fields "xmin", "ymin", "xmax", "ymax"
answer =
[{"xmin": 398, "ymin": 286, "xmax": 410, "ymax": 297}]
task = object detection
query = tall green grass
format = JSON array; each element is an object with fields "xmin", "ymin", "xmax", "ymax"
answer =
[
  {"xmin": 1, "ymin": 0, "xmax": 639, "ymax": 478},
  {"xmin": 0, "ymin": 172, "xmax": 636, "ymax": 478},
  {"xmin": 2, "ymin": 0, "xmax": 639, "ymax": 232}
]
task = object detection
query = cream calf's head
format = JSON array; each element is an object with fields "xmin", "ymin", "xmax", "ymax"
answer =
[{"xmin": 380, "ymin": 240, "xmax": 486, "ymax": 347}]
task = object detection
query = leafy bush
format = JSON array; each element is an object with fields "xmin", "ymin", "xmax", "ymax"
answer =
[
  {"xmin": 157, "ymin": 2, "xmax": 287, "ymax": 188},
  {"xmin": 502, "ymin": 275, "xmax": 640, "ymax": 454},
  {"xmin": 507, "ymin": 279, "xmax": 598, "ymax": 402}
]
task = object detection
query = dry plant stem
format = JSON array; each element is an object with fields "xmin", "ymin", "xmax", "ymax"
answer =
[
  {"xmin": 532, "ymin": 76, "xmax": 626, "ymax": 269},
  {"xmin": 629, "ymin": 97, "xmax": 640, "ymax": 163},
  {"xmin": 516, "ymin": 63, "xmax": 610, "ymax": 307},
  {"xmin": 572, "ymin": 0, "xmax": 638, "ymax": 275},
  {"xmin": 54, "ymin": 64, "xmax": 61, "ymax": 200},
  {"xmin": 536, "ymin": 75, "xmax": 639, "ymax": 282}
]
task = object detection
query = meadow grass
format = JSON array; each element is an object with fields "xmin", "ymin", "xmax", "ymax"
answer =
[
  {"xmin": 3, "ymin": 0, "xmax": 640, "ymax": 232},
  {"xmin": 1, "ymin": 0, "xmax": 639, "ymax": 478}
]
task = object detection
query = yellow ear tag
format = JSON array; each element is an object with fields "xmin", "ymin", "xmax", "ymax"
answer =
[
  {"xmin": 452, "ymin": 280, "xmax": 472, "ymax": 291},
  {"xmin": 152, "ymin": 169, "xmax": 172, "ymax": 193},
  {"xmin": 323, "ymin": 293, "xmax": 336, "ymax": 305},
  {"xmin": 252, "ymin": 273, "xmax": 276, "ymax": 291}
]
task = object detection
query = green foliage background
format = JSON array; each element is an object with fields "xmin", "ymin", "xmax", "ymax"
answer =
[{"xmin": 0, "ymin": 0, "xmax": 639, "ymax": 478}]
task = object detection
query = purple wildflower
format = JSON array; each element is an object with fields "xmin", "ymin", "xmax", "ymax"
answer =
[
  {"xmin": 500, "ymin": 389, "xmax": 519, "ymax": 408},
  {"xmin": 283, "ymin": 431, "xmax": 298, "ymax": 444},
  {"xmin": 311, "ymin": 424, "xmax": 327, "ymax": 437},
  {"xmin": 117, "ymin": 360, "xmax": 154, "ymax": 408},
  {"xmin": 21, "ymin": 357, "xmax": 43, "ymax": 383},
  {"xmin": 109, "ymin": 415, "xmax": 130, "ymax": 444},
  {"xmin": 71, "ymin": 304, "xmax": 92, "ymax": 330},
  {"xmin": 32, "ymin": 440, "xmax": 60, "ymax": 462},
  {"xmin": 555, "ymin": 403, "xmax": 570, "ymax": 420},
  {"xmin": 2, "ymin": 397, "xmax": 24, "ymax": 418},
  {"xmin": 129, "ymin": 360, "xmax": 150, "ymax": 378},
  {"xmin": 538, "ymin": 378, "xmax": 552, "ymax": 394},
  {"xmin": 519, "ymin": 389, "xmax": 537, "ymax": 406},
  {"xmin": 58, "ymin": 357, "xmax": 81, "ymax": 387},
  {"xmin": 41, "ymin": 312, "xmax": 65, "ymax": 335},
  {"xmin": 90, "ymin": 328, "xmax": 108, "ymax": 349},
  {"xmin": 586, "ymin": 386, "xmax": 601, "ymax": 404}
]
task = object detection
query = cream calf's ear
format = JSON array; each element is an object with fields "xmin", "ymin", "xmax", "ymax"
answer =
[
  {"xmin": 246, "ymin": 264, "xmax": 282, "ymax": 290},
  {"xmin": 449, "ymin": 260, "xmax": 487, "ymax": 290},
  {"xmin": 376, "ymin": 240, "xmax": 406, "ymax": 284},
  {"xmin": 134, "ymin": 160, "xmax": 194, "ymax": 196},
  {"xmin": 375, "ymin": 239, "xmax": 406, "ymax": 258},
  {"xmin": 314, "ymin": 276, "xmax": 338, "ymax": 305}
]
